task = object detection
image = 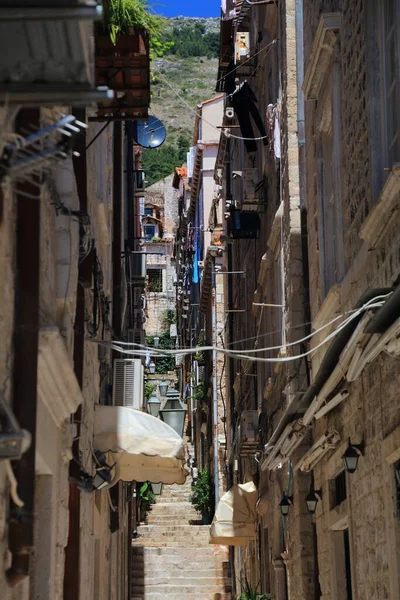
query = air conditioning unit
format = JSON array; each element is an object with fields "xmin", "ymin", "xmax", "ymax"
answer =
[
  {"xmin": 112, "ymin": 359, "xmax": 144, "ymax": 409},
  {"xmin": 243, "ymin": 168, "xmax": 259, "ymax": 201},
  {"xmin": 238, "ymin": 410, "xmax": 259, "ymax": 456},
  {"xmin": 127, "ymin": 252, "xmax": 146, "ymax": 281},
  {"xmin": 133, "ymin": 169, "xmax": 146, "ymax": 195},
  {"xmin": 128, "ymin": 328, "xmax": 146, "ymax": 347}
]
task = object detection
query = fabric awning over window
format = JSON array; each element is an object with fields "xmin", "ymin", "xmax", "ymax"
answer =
[
  {"xmin": 94, "ymin": 405, "xmax": 187, "ymax": 485},
  {"xmin": 209, "ymin": 481, "xmax": 257, "ymax": 546}
]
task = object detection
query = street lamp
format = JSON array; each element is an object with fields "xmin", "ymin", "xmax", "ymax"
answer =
[
  {"xmin": 305, "ymin": 486, "xmax": 322, "ymax": 515},
  {"xmin": 342, "ymin": 440, "xmax": 364, "ymax": 474},
  {"xmin": 147, "ymin": 390, "xmax": 162, "ymax": 418},
  {"xmin": 92, "ymin": 451, "xmax": 115, "ymax": 491},
  {"xmin": 159, "ymin": 379, "xmax": 168, "ymax": 396},
  {"xmin": 159, "ymin": 390, "xmax": 187, "ymax": 437},
  {"xmin": 149, "ymin": 360, "xmax": 156, "ymax": 374},
  {"xmin": 279, "ymin": 492, "xmax": 293, "ymax": 517},
  {"xmin": 153, "ymin": 334, "xmax": 160, "ymax": 348}
]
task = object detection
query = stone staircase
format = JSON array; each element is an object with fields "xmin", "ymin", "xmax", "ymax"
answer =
[{"xmin": 131, "ymin": 444, "xmax": 232, "ymax": 599}]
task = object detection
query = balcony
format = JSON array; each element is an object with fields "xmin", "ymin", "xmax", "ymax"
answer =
[
  {"xmin": 93, "ymin": 26, "xmax": 150, "ymax": 121},
  {"xmin": 0, "ymin": 1, "xmax": 112, "ymax": 105}
]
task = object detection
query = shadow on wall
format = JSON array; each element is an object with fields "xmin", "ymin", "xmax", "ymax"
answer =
[{"xmin": 131, "ymin": 546, "xmax": 145, "ymax": 598}]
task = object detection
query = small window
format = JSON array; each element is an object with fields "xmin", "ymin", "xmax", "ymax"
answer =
[
  {"xmin": 394, "ymin": 460, "xmax": 400, "ymax": 518},
  {"xmin": 383, "ymin": 0, "xmax": 400, "ymax": 165},
  {"xmin": 144, "ymin": 207, "xmax": 153, "ymax": 216},
  {"xmin": 147, "ymin": 268, "xmax": 163, "ymax": 292},
  {"xmin": 331, "ymin": 470, "xmax": 347, "ymax": 508},
  {"xmin": 143, "ymin": 224, "xmax": 155, "ymax": 241}
]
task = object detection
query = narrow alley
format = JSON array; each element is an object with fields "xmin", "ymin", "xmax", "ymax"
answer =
[
  {"xmin": 1, "ymin": 1, "xmax": 400, "ymax": 600},
  {"xmin": 132, "ymin": 442, "xmax": 231, "ymax": 600}
]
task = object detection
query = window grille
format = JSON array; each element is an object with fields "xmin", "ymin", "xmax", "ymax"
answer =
[
  {"xmin": 331, "ymin": 470, "xmax": 347, "ymax": 508},
  {"xmin": 147, "ymin": 268, "xmax": 163, "ymax": 292},
  {"xmin": 394, "ymin": 460, "xmax": 400, "ymax": 518}
]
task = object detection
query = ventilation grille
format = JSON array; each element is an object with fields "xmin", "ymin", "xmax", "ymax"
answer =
[{"xmin": 112, "ymin": 359, "xmax": 143, "ymax": 409}]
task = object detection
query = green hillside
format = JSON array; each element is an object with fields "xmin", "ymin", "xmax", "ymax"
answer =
[{"xmin": 142, "ymin": 18, "xmax": 220, "ymax": 186}]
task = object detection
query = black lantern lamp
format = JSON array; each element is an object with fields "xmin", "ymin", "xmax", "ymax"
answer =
[
  {"xmin": 159, "ymin": 390, "xmax": 187, "ymax": 437},
  {"xmin": 148, "ymin": 360, "xmax": 156, "ymax": 374},
  {"xmin": 305, "ymin": 486, "xmax": 322, "ymax": 515},
  {"xmin": 92, "ymin": 451, "xmax": 115, "ymax": 491},
  {"xmin": 159, "ymin": 379, "xmax": 168, "ymax": 396},
  {"xmin": 147, "ymin": 390, "xmax": 162, "ymax": 418},
  {"xmin": 342, "ymin": 439, "xmax": 365, "ymax": 474},
  {"xmin": 279, "ymin": 492, "xmax": 293, "ymax": 517}
]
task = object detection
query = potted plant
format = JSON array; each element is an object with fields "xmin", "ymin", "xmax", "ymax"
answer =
[
  {"xmin": 237, "ymin": 578, "xmax": 272, "ymax": 600},
  {"xmin": 189, "ymin": 469, "xmax": 213, "ymax": 524},
  {"xmin": 138, "ymin": 481, "xmax": 155, "ymax": 522}
]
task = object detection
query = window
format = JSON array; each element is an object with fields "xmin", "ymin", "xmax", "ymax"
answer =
[
  {"xmin": 383, "ymin": 0, "xmax": 400, "ymax": 166},
  {"xmin": 331, "ymin": 470, "xmax": 347, "ymax": 509},
  {"xmin": 316, "ymin": 52, "xmax": 345, "ymax": 298},
  {"xmin": 143, "ymin": 224, "xmax": 155, "ymax": 241},
  {"xmin": 147, "ymin": 268, "xmax": 163, "ymax": 293},
  {"xmin": 332, "ymin": 528, "xmax": 353, "ymax": 600},
  {"xmin": 394, "ymin": 459, "xmax": 400, "ymax": 518},
  {"xmin": 144, "ymin": 207, "xmax": 154, "ymax": 216}
]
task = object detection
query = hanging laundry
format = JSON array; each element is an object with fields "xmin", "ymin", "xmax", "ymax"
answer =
[
  {"xmin": 266, "ymin": 104, "xmax": 275, "ymax": 153},
  {"xmin": 273, "ymin": 107, "xmax": 281, "ymax": 159},
  {"xmin": 193, "ymin": 231, "xmax": 200, "ymax": 284},
  {"xmin": 230, "ymin": 82, "xmax": 269, "ymax": 153}
]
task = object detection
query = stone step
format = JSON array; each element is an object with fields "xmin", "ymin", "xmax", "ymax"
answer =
[
  {"xmin": 131, "ymin": 564, "xmax": 229, "ymax": 576},
  {"xmin": 132, "ymin": 576, "xmax": 231, "ymax": 587},
  {"xmin": 137, "ymin": 524, "xmax": 210, "ymax": 534},
  {"xmin": 131, "ymin": 591, "xmax": 232, "ymax": 600},
  {"xmin": 131, "ymin": 546, "xmax": 226, "ymax": 557},
  {"xmin": 132, "ymin": 584, "xmax": 233, "ymax": 595}
]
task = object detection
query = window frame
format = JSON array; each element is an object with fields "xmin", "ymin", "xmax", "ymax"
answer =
[
  {"xmin": 143, "ymin": 224, "xmax": 156, "ymax": 241},
  {"xmin": 315, "ymin": 50, "xmax": 345, "ymax": 299}
]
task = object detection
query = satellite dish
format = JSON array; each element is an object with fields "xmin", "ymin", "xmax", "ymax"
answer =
[{"xmin": 133, "ymin": 115, "xmax": 166, "ymax": 149}]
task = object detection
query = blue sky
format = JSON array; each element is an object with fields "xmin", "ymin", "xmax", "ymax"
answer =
[{"xmin": 150, "ymin": 0, "xmax": 220, "ymax": 18}]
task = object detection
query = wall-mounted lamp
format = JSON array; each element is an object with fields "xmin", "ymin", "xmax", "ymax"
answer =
[
  {"xmin": 92, "ymin": 451, "xmax": 115, "ymax": 491},
  {"xmin": 147, "ymin": 390, "xmax": 162, "ymax": 418},
  {"xmin": 279, "ymin": 492, "xmax": 293, "ymax": 517},
  {"xmin": 305, "ymin": 486, "xmax": 322, "ymax": 515},
  {"xmin": 159, "ymin": 379, "xmax": 168, "ymax": 396},
  {"xmin": 153, "ymin": 335, "xmax": 160, "ymax": 348},
  {"xmin": 342, "ymin": 440, "xmax": 364, "ymax": 474},
  {"xmin": 148, "ymin": 360, "xmax": 156, "ymax": 374}
]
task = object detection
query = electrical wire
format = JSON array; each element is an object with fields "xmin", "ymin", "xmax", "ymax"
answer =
[
  {"xmin": 94, "ymin": 295, "xmax": 389, "ymax": 364},
  {"xmin": 152, "ymin": 40, "xmax": 277, "ymax": 144},
  {"xmin": 100, "ymin": 294, "xmax": 389, "ymax": 358}
]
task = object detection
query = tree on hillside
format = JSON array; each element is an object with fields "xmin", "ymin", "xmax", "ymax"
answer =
[{"xmin": 142, "ymin": 145, "xmax": 180, "ymax": 186}]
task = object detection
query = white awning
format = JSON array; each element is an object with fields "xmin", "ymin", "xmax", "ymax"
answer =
[
  {"xmin": 209, "ymin": 481, "xmax": 257, "ymax": 546},
  {"xmin": 94, "ymin": 405, "xmax": 187, "ymax": 485}
]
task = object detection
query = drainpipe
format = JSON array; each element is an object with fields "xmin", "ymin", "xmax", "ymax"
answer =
[
  {"xmin": 212, "ymin": 258, "xmax": 220, "ymax": 507},
  {"xmin": 64, "ymin": 107, "xmax": 88, "ymax": 600},
  {"xmin": 296, "ymin": 0, "xmax": 311, "ymax": 348},
  {"xmin": 6, "ymin": 108, "xmax": 40, "ymax": 585}
]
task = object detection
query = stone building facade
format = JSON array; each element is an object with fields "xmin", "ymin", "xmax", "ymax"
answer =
[
  {"xmin": 204, "ymin": 1, "xmax": 400, "ymax": 600},
  {"xmin": 143, "ymin": 173, "xmax": 178, "ymax": 338},
  {"xmin": 0, "ymin": 107, "xmax": 134, "ymax": 600},
  {"xmin": 175, "ymin": 95, "xmax": 227, "ymax": 503}
]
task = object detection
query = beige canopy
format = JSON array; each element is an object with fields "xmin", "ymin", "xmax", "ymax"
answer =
[
  {"xmin": 94, "ymin": 405, "xmax": 187, "ymax": 485},
  {"xmin": 209, "ymin": 481, "xmax": 258, "ymax": 546}
]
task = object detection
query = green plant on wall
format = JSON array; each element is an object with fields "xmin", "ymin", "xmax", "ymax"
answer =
[
  {"xmin": 144, "ymin": 381, "xmax": 156, "ymax": 401},
  {"xmin": 103, "ymin": 0, "xmax": 173, "ymax": 57},
  {"xmin": 161, "ymin": 309, "xmax": 176, "ymax": 329},
  {"xmin": 147, "ymin": 332, "xmax": 175, "ymax": 374},
  {"xmin": 192, "ymin": 382, "xmax": 206, "ymax": 404},
  {"xmin": 189, "ymin": 469, "xmax": 213, "ymax": 521},
  {"xmin": 237, "ymin": 577, "xmax": 272, "ymax": 600},
  {"xmin": 139, "ymin": 481, "xmax": 155, "ymax": 512}
]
